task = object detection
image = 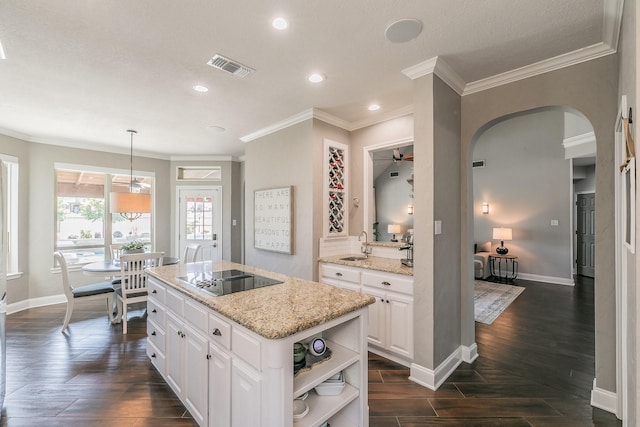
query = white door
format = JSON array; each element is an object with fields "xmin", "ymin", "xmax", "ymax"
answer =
[{"xmin": 179, "ymin": 187, "xmax": 222, "ymax": 262}]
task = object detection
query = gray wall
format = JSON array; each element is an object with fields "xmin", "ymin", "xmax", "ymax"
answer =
[
  {"xmin": 461, "ymin": 54, "xmax": 619, "ymax": 393},
  {"xmin": 244, "ymin": 120, "xmax": 315, "ymax": 279},
  {"xmin": 473, "ymin": 109, "xmax": 572, "ymax": 281},
  {"xmin": 374, "ymin": 158, "xmax": 414, "ymax": 241},
  {"xmin": 1, "ymin": 137, "xmax": 172, "ymax": 304},
  {"xmin": 617, "ymin": 0, "xmax": 637, "ymax": 421},
  {"xmin": 574, "ymin": 165, "xmax": 596, "ymax": 194},
  {"xmin": 412, "ymin": 73, "xmax": 463, "ymax": 369},
  {"xmin": 169, "ymin": 159, "xmax": 241, "ymax": 261}
]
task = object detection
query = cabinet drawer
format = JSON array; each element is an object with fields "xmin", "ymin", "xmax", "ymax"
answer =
[
  {"xmin": 147, "ymin": 319, "xmax": 165, "ymax": 352},
  {"xmin": 320, "ymin": 264, "xmax": 360, "ymax": 284},
  {"xmin": 184, "ymin": 299, "xmax": 208, "ymax": 334},
  {"xmin": 361, "ymin": 271, "xmax": 413, "ymax": 295},
  {"xmin": 232, "ymin": 328, "xmax": 261, "ymax": 370},
  {"xmin": 147, "ymin": 298, "xmax": 166, "ymax": 326},
  {"xmin": 209, "ymin": 313, "xmax": 231, "ymax": 350},
  {"xmin": 166, "ymin": 288, "xmax": 184, "ymax": 315},
  {"xmin": 147, "ymin": 339, "xmax": 165, "ymax": 376},
  {"xmin": 147, "ymin": 278, "xmax": 166, "ymax": 303}
]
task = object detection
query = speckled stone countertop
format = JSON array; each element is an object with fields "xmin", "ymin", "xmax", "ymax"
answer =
[
  {"xmin": 318, "ymin": 255, "xmax": 413, "ymax": 276},
  {"xmin": 146, "ymin": 260, "xmax": 375, "ymax": 340}
]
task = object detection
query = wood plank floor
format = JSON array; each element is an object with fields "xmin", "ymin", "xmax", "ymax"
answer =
[{"xmin": 0, "ymin": 275, "xmax": 622, "ymax": 426}]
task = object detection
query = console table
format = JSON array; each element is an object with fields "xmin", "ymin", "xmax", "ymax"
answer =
[{"xmin": 489, "ymin": 254, "xmax": 518, "ymax": 282}]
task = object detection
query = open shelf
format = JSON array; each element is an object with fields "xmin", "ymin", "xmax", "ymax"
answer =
[
  {"xmin": 292, "ymin": 385, "xmax": 359, "ymax": 427},
  {"xmin": 293, "ymin": 340, "xmax": 359, "ymax": 397}
]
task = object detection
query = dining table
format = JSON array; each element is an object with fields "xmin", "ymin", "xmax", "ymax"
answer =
[{"xmin": 82, "ymin": 256, "xmax": 180, "ymax": 277}]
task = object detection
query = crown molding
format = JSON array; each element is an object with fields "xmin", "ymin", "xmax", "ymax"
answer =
[
  {"xmin": 401, "ymin": 56, "xmax": 465, "ymax": 95},
  {"xmin": 169, "ymin": 155, "xmax": 236, "ymax": 162},
  {"xmin": 349, "ymin": 105, "xmax": 414, "ymax": 131},
  {"xmin": 240, "ymin": 109, "xmax": 315, "ymax": 143},
  {"xmin": 0, "ymin": 127, "xmax": 30, "ymax": 141},
  {"xmin": 563, "ymin": 131, "xmax": 596, "ymax": 148},
  {"xmin": 312, "ymin": 109, "xmax": 352, "ymax": 130},
  {"xmin": 463, "ymin": 42, "xmax": 615, "ymax": 95},
  {"xmin": 602, "ymin": 0, "xmax": 624, "ymax": 49}
]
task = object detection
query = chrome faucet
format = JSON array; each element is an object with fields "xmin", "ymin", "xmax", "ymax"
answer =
[{"xmin": 358, "ymin": 230, "xmax": 372, "ymax": 257}]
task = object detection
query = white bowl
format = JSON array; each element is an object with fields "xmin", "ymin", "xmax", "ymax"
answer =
[
  {"xmin": 293, "ymin": 399, "xmax": 309, "ymax": 419},
  {"xmin": 314, "ymin": 379, "xmax": 345, "ymax": 396}
]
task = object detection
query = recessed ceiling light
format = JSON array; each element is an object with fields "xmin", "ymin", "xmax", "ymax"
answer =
[
  {"xmin": 0, "ymin": 39, "xmax": 6, "ymax": 60},
  {"xmin": 272, "ymin": 17, "xmax": 288, "ymax": 30},
  {"xmin": 193, "ymin": 85, "xmax": 209, "ymax": 93},
  {"xmin": 308, "ymin": 73, "xmax": 325, "ymax": 83},
  {"xmin": 368, "ymin": 104, "xmax": 381, "ymax": 111}
]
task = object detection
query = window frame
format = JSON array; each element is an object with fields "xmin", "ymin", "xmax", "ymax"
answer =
[
  {"xmin": 54, "ymin": 163, "xmax": 156, "ymax": 266},
  {"xmin": 1, "ymin": 154, "xmax": 19, "ymax": 278}
]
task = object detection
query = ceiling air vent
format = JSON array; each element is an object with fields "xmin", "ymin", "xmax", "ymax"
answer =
[
  {"xmin": 472, "ymin": 160, "xmax": 486, "ymax": 168},
  {"xmin": 206, "ymin": 54, "xmax": 255, "ymax": 78},
  {"xmin": 389, "ymin": 171, "xmax": 400, "ymax": 178}
]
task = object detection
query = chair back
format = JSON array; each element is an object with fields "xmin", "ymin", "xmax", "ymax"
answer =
[
  {"xmin": 183, "ymin": 243, "xmax": 202, "ymax": 263},
  {"xmin": 110, "ymin": 244, "xmax": 124, "ymax": 262},
  {"xmin": 54, "ymin": 251, "xmax": 74, "ymax": 301},
  {"xmin": 119, "ymin": 252, "xmax": 164, "ymax": 297}
]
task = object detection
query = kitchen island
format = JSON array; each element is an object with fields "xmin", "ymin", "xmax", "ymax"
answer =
[{"xmin": 145, "ymin": 260, "xmax": 374, "ymax": 427}]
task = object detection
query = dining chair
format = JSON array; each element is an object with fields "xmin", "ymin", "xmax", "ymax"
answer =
[
  {"xmin": 109, "ymin": 244, "xmax": 124, "ymax": 285},
  {"xmin": 54, "ymin": 251, "xmax": 116, "ymax": 333},
  {"xmin": 183, "ymin": 243, "xmax": 202, "ymax": 263},
  {"xmin": 116, "ymin": 251, "xmax": 164, "ymax": 334}
]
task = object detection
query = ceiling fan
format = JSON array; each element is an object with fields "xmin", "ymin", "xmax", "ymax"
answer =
[
  {"xmin": 130, "ymin": 177, "xmax": 150, "ymax": 190},
  {"xmin": 373, "ymin": 148, "xmax": 414, "ymax": 163}
]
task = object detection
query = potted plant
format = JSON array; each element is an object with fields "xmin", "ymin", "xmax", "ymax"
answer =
[{"xmin": 121, "ymin": 240, "xmax": 146, "ymax": 255}]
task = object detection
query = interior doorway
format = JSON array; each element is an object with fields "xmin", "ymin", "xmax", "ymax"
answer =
[{"xmin": 576, "ymin": 192, "xmax": 595, "ymax": 277}]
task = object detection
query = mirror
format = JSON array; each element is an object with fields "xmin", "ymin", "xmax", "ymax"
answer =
[{"xmin": 367, "ymin": 144, "xmax": 414, "ymax": 242}]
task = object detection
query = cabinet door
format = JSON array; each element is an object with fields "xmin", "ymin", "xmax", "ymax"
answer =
[
  {"xmin": 165, "ymin": 312, "xmax": 184, "ymax": 396},
  {"xmin": 363, "ymin": 286, "xmax": 386, "ymax": 348},
  {"xmin": 209, "ymin": 343, "xmax": 231, "ymax": 427},
  {"xmin": 231, "ymin": 361, "xmax": 261, "ymax": 427},
  {"xmin": 184, "ymin": 324, "xmax": 209, "ymax": 426},
  {"xmin": 387, "ymin": 292, "xmax": 414, "ymax": 359}
]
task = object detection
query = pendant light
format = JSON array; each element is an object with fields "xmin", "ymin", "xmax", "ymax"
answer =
[{"xmin": 109, "ymin": 130, "xmax": 151, "ymax": 221}]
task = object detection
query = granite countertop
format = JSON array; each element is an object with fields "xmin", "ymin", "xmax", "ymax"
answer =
[
  {"xmin": 318, "ymin": 255, "xmax": 413, "ymax": 276},
  {"xmin": 146, "ymin": 260, "xmax": 375, "ymax": 340}
]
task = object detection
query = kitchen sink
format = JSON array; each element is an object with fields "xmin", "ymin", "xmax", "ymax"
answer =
[{"xmin": 340, "ymin": 256, "xmax": 368, "ymax": 262}]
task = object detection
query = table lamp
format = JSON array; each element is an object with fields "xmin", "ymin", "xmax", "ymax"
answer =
[
  {"xmin": 388, "ymin": 224, "xmax": 403, "ymax": 242},
  {"xmin": 492, "ymin": 227, "xmax": 512, "ymax": 255}
]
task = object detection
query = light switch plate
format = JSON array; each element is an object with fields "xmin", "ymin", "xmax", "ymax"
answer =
[
  {"xmin": 434, "ymin": 220, "xmax": 442, "ymax": 235},
  {"xmin": 551, "ymin": 219, "xmax": 559, "ymax": 226}
]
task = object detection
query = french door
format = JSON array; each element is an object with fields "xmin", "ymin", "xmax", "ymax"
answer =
[{"xmin": 178, "ymin": 187, "xmax": 222, "ymax": 262}]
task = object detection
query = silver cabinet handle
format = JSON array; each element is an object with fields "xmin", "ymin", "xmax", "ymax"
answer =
[
  {"xmin": 382, "ymin": 281, "xmax": 391, "ymax": 286},
  {"xmin": 151, "ymin": 331, "xmax": 156, "ymax": 336},
  {"xmin": 335, "ymin": 272, "xmax": 343, "ymax": 277},
  {"xmin": 151, "ymin": 290, "xmax": 157, "ymax": 294},
  {"xmin": 212, "ymin": 328, "xmax": 222, "ymax": 336}
]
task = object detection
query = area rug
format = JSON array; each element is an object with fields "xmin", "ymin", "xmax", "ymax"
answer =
[{"xmin": 474, "ymin": 280, "xmax": 525, "ymax": 325}]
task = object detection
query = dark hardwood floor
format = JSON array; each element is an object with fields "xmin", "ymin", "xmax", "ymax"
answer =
[{"xmin": 1, "ymin": 275, "xmax": 622, "ymax": 426}]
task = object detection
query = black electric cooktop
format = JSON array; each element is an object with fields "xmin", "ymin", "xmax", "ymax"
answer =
[{"xmin": 177, "ymin": 269, "xmax": 283, "ymax": 296}]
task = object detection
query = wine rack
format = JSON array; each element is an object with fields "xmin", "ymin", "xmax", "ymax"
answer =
[{"xmin": 325, "ymin": 140, "xmax": 348, "ymax": 237}]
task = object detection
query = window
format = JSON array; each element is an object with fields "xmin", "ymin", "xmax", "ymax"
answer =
[
  {"xmin": 176, "ymin": 166, "xmax": 221, "ymax": 181},
  {"xmin": 1, "ymin": 155, "xmax": 19, "ymax": 276},
  {"xmin": 55, "ymin": 165, "xmax": 154, "ymax": 266}
]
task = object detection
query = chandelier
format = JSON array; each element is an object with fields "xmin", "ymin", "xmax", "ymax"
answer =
[{"xmin": 109, "ymin": 130, "xmax": 151, "ymax": 221}]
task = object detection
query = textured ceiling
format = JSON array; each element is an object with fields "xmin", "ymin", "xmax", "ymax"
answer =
[{"xmin": 0, "ymin": 1, "xmax": 612, "ymax": 158}]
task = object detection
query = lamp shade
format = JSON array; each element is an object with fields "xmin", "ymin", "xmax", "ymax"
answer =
[
  {"xmin": 388, "ymin": 224, "xmax": 403, "ymax": 234},
  {"xmin": 492, "ymin": 227, "xmax": 512, "ymax": 241},
  {"xmin": 110, "ymin": 192, "xmax": 151, "ymax": 214}
]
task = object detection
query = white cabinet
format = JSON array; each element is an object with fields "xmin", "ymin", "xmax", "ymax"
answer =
[
  {"xmin": 166, "ymin": 310, "xmax": 209, "ymax": 426},
  {"xmin": 208, "ymin": 343, "xmax": 231, "ymax": 427},
  {"xmin": 319, "ymin": 262, "xmax": 414, "ymax": 362},
  {"xmin": 231, "ymin": 360, "xmax": 261, "ymax": 426}
]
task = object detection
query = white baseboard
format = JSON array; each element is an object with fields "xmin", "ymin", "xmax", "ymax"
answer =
[
  {"xmin": 7, "ymin": 294, "xmax": 66, "ymax": 315},
  {"xmin": 368, "ymin": 347, "xmax": 411, "ymax": 368},
  {"xmin": 409, "ymin": 346, "xmax": 463, "ymax": 390},
  {"xmin": 518, "ymin": 273, "xmax": 575, "ymax": 286},
  {"xmin": 590, "ymin": 378, "xmax": 618, "ymax": 415},
  {"xmin": 461, "ymin": 343, "xmax": 479, "ymax": 363}
]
